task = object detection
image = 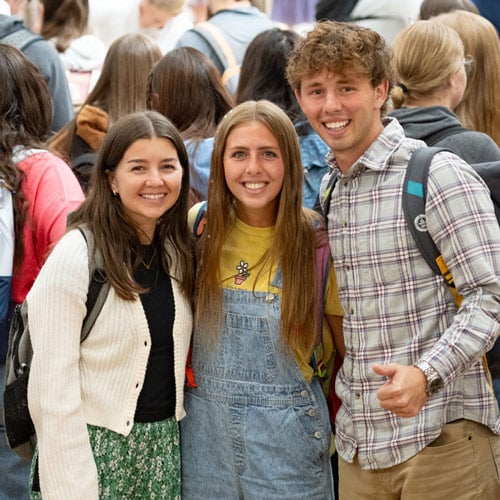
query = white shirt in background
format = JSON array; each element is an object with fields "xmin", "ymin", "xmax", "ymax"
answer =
[{"xmin": 88, "ymin": 0, "xmax": 193, "ymax": 53}]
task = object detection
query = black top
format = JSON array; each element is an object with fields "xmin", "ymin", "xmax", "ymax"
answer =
[{"xmin": 133, "ymin": 244, "xmax": 176, "ymax": 422}]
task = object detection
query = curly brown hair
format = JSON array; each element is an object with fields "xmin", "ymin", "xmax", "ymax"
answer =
[{"xmin": 286, "ymin": 20, "xmax": 395, "ymax": 114}]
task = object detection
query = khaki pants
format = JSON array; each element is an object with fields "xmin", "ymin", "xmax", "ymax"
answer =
[{"xmin": 339, "ymin": 419, "xmax": 500, "ymax": 499}]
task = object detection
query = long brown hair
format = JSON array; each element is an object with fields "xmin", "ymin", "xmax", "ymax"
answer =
[
  {"xmin": 147, "ymin": 46, "xmax": 233, "ymax": 141},
  {"xmin": 0, "ymin": 45, "xmax": 53, "ymax": 270},
  {"xmin": 196, "ymin": 100, "xmax": 320, "ymax": 355},
  {"xmin": 69, "ymin": 111, "xmax": 195, "ymax": 301},
  {"xmin": 48, "ymin": 33, "xmax": 163, "ymax": 159}
]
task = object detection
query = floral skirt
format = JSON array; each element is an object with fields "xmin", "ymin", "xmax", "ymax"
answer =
[{"xmin": 30, "ymin": 417, "xmax": 180, "ymax": 499}]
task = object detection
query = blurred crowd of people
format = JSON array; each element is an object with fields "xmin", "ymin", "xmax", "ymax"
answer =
[{"xmin": 0, "ymin": 1, "xmax": 499, "ymax": 499}]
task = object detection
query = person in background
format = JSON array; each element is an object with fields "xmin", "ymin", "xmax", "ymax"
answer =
[
  {"xmin": 88, "ymin": 0, "xmax": 193, "ymax": 53},
  {"xmin": 389, "ymin": 19, "xmax": 500, "ymax": 163},
  {"xmin": 419, "ymin": 0, "xmax": 479, "ymax": 19},
  {"xmin": 288, "ymin": 19, "xmax": 500, "ymax": 498},
  {"xmin": 39, "ymin": 0, "xmax": 105, "ymax": 71},
  {"xmin": 236, "ymin": 27, "xmax": 329, "ymax": 209},
  {"xmin": 433, "ymin": 9, "xmax": 500, "ymax": 146},
  {"xmin": 316, "ymin": 0, "xmax": 424, "ymax": 45},
  {"xmin": 27, "ymin": 110, "xmax": 194, "ymax": 499},
  {"xmin": 0, "ymin": 43, "xmax": 84, "ymax": 500},
  {"xmin": 181, "ymin": 99, "xmax": 343, "ymax": 499},
  {"xmin": 38, "ymin": 0, "xmax": 106, "ymax": 108},
  {"xmin": 48, "ymin": 33, "xmax": 162, "ymax": 192},
  {"xmin": 175, "ymin": 0, "xmax": 277, "ymax": 95},
  {"xmin": 147, "ymin": 46, "xmax": 233, "ymax": 203},
  {"xmin": 0, "ymin": 8, "xmax": 73, "ymax": 133}
]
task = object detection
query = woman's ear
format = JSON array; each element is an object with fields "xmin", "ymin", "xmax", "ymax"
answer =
[{"xmin": 106, "ymin": 169, "xmax": 117, "ymax": 194}]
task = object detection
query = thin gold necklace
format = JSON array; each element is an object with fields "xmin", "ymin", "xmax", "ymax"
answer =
[{"xmin": 135, "ymin": 248, "xmax": 157, "ymax": 270}]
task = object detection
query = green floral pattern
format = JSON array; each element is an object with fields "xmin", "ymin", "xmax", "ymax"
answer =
[{"xmin": 30, "ymin": 418, "xmax": 180, "ymax": 499}]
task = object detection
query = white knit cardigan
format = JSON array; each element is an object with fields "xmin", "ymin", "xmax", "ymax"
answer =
[{"xmin": 27, "ymin": 228, "xmax": 192, "ymax": 499}]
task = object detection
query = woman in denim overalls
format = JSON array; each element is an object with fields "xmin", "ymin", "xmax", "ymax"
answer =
[{"xmin": 181, "ymin": 100, "xmax": 343, "ymax": 499}]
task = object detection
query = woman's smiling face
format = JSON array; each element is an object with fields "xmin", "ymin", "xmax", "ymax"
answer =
[
  {"xmin": 223, "ymin": 120, "xmax": 285, "ymax": 228},
  {"xmin": 108, "ymin": 136, "xmax": 183, "ymax": 242}
]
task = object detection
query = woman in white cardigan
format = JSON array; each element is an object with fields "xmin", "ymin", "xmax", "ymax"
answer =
[{"xmin": 27, "ymin": 111, "xmax": 194, "ymax": 499}]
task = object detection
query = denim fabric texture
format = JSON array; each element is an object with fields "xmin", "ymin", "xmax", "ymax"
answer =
[
  {"xmin": 297, "ymin": 121, "xmax": 329, "ymax": 209},
  {"xmin": 0, "ymin": 361, "xmax": 30, "ymax": 500},
  {"xmin": 181, "ymin": 269, "xmax": 334, "ymax": 499},
  {"xmin": 185, "ymin": 137, "xmax": 213, "ymax": 200}
]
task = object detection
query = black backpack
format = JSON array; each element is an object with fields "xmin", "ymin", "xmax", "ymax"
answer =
[
  {"xmin": 320, "ymin": 148, "xmax": 500, "ymax": 377},
  {"xmin": 3, "ymin": 226, "xmax": 110, "ymax": 461}
]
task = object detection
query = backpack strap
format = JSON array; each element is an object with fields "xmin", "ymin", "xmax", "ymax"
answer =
[
  {"xmin": 402, "ymin": 146, "xmax": 462, "ymax": 306},
  {"xmin": 78, "ymin": 226, "xmax": 110, "ymax": 341},
  {"xmin": 186, "ymin": 201, "xmax": 207, "ymax": 389},
  {"xmin": 192, "ymin": 200, "xmax": 207, "ymax": 238},
  {"xmin": 0, "ymin": 25, "xmax": 43, "ymax": 51},
  {"xmin": 193, "ymin": 22, "xmax": 240, "ymax": 87},
  {"xmin": 310, "ymin": 229, "xmax": 331, "ymax": 377},
  {"xmin": 316, "ymin": 170, "xmax": 338, "ymax": 217}
]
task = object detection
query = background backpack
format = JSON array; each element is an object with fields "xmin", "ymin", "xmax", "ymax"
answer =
[{"xmin": 3, "ymin": 226, "xmax": 110, "ymax": 461}]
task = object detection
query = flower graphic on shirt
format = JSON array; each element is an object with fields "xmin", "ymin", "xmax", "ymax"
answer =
[{"xmin": 234, "ymin": 260, "xmax": 250, "ymax": 285}]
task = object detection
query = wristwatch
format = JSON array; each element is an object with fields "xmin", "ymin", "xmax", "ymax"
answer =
[{"xmin": 414, "ymin": 360, "xmax": 443, "ymax": 396}]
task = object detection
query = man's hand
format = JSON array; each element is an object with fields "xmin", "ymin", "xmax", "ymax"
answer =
[{"xmin": 373, "ymin": 363, "xmax": 428, "ymax": 418}]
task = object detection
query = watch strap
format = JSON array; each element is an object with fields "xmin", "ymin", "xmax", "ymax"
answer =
[{"xmin": 414, "ymin": 360, "xmax": 442, "ymax": 395}]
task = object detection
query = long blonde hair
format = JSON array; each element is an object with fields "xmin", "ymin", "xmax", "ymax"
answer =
[
  {"xmin": 433, "ymin": 10, "xmax": 500, "ymax": 145},
  {"xmin": 196, "ymin": 100, "xmax": 320, "ymax": 355}
]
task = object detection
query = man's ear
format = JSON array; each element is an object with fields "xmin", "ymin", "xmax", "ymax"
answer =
[
  {"xmin": 374, "ymin": 79, "xmax": 390, "ymax": 109},
  {"xmin": 294, "ymin": 88, "xmax": 303, "ymax": 108}
]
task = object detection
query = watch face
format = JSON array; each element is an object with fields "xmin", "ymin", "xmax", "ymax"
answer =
[{"xmin": 427, "ymin": 377, "xmax": 442, "ymax": 395}]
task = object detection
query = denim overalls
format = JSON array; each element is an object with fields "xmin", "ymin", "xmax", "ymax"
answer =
[{"xmin": 181, "ymin": 269, "xmax": 335, "ymax": 499}]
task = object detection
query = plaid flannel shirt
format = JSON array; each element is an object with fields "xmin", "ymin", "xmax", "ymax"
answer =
[{"xmin": 323, "ymin": 118, "xmax": 500, "ymax": 470}]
